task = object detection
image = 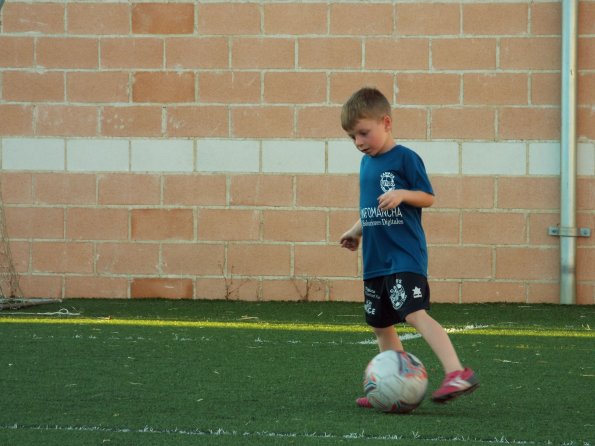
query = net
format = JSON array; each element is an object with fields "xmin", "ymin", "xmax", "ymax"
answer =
[{"xmin": 0, "ymin": 179, "xmax": 56, "ymax": 310}]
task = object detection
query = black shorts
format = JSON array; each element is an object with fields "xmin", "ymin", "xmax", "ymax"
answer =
[{"xmin": 363, "ymin": 272, "xmax": 430, "ymax": 328}]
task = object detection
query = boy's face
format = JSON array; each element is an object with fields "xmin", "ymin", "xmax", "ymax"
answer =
[{"xmin": 347, "ymin": 116, "xmax": 394, "ymax": 157}]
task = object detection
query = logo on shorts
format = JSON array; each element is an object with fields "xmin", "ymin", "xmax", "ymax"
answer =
[
  {"xmin": 412, "ymin": 286, "xmax": 423, "ymax": 299},
  {"xmin": 380, "ymin": 172, "xmax": 396, "ymax": 193},
  {"xmin": 364, "ymin": 300, "xmax": 376, "ymax": 315},
  {"xmin": 389, "ymin": 279, "xmax": 407, "ymax": 310},
  {"xmin": 364, "ymin": 286, "xmax": 379, "ymax": 300}
]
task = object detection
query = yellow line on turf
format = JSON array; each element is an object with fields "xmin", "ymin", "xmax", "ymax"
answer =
[
  {"xmin": 0, "ymin": 317, "xmax": 372, "ymax": 333},
  {"xmin": 0, "ymin": 316, "xmax": 592, "ymax": 338}
]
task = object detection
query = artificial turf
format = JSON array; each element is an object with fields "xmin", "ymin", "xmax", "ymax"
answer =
[{"xmin": 0, "ymin": 300, "xmax": 593, "ymax": 445}]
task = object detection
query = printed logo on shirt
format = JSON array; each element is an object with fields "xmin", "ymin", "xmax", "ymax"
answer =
[
  {"xmin": 389, "ymin": 279, "xmax": 407, "ymax": 310},
  {"xmin": 380, "ymin": 171, "xmax": 396, "ymax": 193}
]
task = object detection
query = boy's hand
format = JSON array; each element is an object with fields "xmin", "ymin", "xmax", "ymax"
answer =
[
  {"xmin": 340, "ymin": 232, "xmax": 360, "ymax": 251},
  {"xmin": 378, "ymin": 190, "xmax": 434, "ymax": 210},
  {"xmin": 377, "ymin": 190, "xmax": 405, "ymax": 210}
]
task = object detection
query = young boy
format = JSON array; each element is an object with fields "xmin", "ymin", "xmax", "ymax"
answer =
[{"xmin": 339, "ymin": 87, "xmax": 479, "ymax": 405}]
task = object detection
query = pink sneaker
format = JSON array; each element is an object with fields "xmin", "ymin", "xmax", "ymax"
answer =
[
  {"xmin": 356, "ymin": 396, "xmax": 373, "ymax": 408},
  {"xmin": 431, "ymin": 368, "xmax": 479, "ymax": 403}
]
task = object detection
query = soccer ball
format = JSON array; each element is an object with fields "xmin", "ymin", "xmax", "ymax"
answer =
[{"xmin": 363, "ymin": 350, "xmax": 428, "ymax": 413}]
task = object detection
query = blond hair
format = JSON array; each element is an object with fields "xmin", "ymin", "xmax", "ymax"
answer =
[{"xmin": 340, "ymin": 87, "xmax": 391, "ymax": 132}]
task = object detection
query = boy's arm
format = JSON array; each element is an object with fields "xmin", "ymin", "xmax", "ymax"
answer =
[
  {"xmin": 378, "ymin": 190, "xmax": 434, "ymax": 211},
  {"xmin": 340, "ymin": 220, "xmax": 362, "ymax": 251}
]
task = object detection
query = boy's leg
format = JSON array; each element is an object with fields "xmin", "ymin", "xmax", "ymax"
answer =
[
  {"xmin": 373, "ymin": 325, "xmax": 403, "ymax": 352},
  {"xmin": 405, "ymin": 310, "xmax": 479, "ymax": 403},
  {"xmin": 405, "ymin": 310, "xmax": 461, "ymax": 373},
  {"xmin": 357, "ymin": 325, "xmax": 403, "ymax": 409}
]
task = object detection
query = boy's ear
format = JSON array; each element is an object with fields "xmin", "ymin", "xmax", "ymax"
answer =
[{"xmin": 383, "ymin": 114, "xmax": 392, "ymax": 131}]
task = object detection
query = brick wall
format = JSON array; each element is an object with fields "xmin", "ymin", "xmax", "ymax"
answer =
[{"xmin": 0, "ymin": 1, "xmax": 593, "ymax": 304}]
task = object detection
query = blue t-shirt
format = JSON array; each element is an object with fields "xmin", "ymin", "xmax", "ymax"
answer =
[{"xmin": 359, "ymin": 145, "xmax": 434, "ymax": 280}]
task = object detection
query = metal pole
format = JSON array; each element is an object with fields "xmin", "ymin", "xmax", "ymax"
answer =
[{"xmin": 559, "ymin": 0, "xmax": 578, "ymax": 305}]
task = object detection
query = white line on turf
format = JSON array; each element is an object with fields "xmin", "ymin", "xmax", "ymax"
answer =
[
  {"xmin": 332, "ymin": 324, "xmax": 489, "ymax": 345},
  {"xmin": 2, "ymin": 423, "xmax": 586, "ymax": 445}
]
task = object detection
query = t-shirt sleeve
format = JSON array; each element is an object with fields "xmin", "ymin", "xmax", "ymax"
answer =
[{"xmin": 404, "ymin": 150, "xmax": 434, "ymax": 195}]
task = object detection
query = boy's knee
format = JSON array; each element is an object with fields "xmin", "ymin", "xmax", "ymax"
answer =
[{"xmin": 405, "ymin": 309, "xmax": 428, "ymax": 325}]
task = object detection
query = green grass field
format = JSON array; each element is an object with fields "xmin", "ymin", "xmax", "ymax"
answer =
[{"xmin": 0, "ymin": 300, "xmax": 593, "ymax": 446}]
